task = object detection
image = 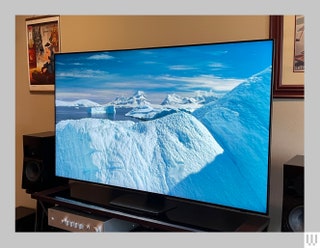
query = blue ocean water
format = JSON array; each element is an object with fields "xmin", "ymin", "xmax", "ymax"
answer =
[{"xmin": 56, "ymin": 106, "xmax": 138, "ymax": 123}]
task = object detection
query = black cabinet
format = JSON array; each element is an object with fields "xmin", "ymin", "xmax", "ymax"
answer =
[
  {"xmin": 16, "ymin": 206, "xmax": 36, "ymax": 232},
  {"xmin": 31, "ymin": 182, "xmax": 269, "ymax": 232}
]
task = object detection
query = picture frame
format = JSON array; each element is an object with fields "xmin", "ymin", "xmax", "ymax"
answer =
[
  {"xmin": 293, "ymin": 15, "xmax": 304, "ymax": 72},
  {"xmin": 269, "ymin": 15, "xmax": 304, "ymax": 98},
  {"xmin": 26, "ymin": 15, "xmax": 60, "ymax": 92}
]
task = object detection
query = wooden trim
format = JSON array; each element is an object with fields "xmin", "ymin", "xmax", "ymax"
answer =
[{"xmin": 269, "ymin": 15, "xmax": 304, "ymax": 98}]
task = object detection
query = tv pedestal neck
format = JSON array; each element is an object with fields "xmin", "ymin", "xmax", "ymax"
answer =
[{"xmin": 31, "ymin": 182, "xmax": 269, "ymax": 232}]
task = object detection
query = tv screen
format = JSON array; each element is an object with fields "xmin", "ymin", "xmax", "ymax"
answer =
[{"xmin": 55, "ymin": 39, "xmax": 273, "ymax": 215}]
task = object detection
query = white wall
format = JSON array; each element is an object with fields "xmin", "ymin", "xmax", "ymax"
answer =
[{"xmin": 269, "ymin": 100, "xmax": 304, "ymax": 231}]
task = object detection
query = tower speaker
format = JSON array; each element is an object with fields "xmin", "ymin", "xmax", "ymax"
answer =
[
  {"xmin": 281, "ymin": 155, "xmax": 304, "ymax": 232},
  {"xmin": 22, "ymin": 131, "xmax": 65, "ymax": 194}
]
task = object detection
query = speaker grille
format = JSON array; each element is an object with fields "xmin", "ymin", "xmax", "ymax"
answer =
[
  {"xmin": 24, "ymin": 159, "xmax": 42, "ymax": 182},
  {"xmin": 288, "ymin": 205, "xmax": 304, "ymax": 232}
]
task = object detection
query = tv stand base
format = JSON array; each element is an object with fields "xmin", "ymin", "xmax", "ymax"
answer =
[{"xmin": 31, "ymin": 183, "xmax": 269, "ymax": 232}]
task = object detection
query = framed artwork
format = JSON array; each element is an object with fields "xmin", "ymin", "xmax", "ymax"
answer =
[
  {"xmin": 26, "ymin": 15, "xmax": 60, "ymax": 92},
  {"xmin": 269, "ymin": 15, "xmax": 304, "ymax": 98},
  {"xmin": 293, "ymin": 15, "xmax": 304, "ymax": 72}
]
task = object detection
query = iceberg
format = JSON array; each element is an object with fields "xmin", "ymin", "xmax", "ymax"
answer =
[
  {"xmin": 56, "ymin": 111, "xmax": 223, "ymax": 194},
  {"xmin": 125, "ymin": 105, "xmax": 162, "ymax": 120},
  {"xmin": 90, "ymin": 105, "xmax": 116, "ymax": 115},
  {"xmin": 173, "ymin": 67, "xmax": 272, "ymax": 213}
]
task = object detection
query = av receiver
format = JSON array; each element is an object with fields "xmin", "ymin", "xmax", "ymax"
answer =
[{"xmin": 48, "ymin": 206, "xmax": 138, "ymax": 232}]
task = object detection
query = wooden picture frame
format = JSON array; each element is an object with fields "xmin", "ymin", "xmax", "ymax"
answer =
[
  {"xmin": 269, "ymin": 15, "xmax": 304, "ymax": 98},
  {"xmin": 26, "ymin": 15, "xmax": 60, "ymax": 92}
]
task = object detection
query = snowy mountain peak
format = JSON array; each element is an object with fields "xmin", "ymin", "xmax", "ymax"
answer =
[
  {"xmin": 133, "ymin": 90, "xmax": 145, "ymax": 98},
  {"xmin": 161, "ymin": 93, "xmax": 192, "ymax": 105},
  {"xmin": 110, "ymin": 90, "xmax": 150, "ymax": 107},
  {"xmin": 161, "ymin": 91, "xmax": 220, "ymax": 106}
]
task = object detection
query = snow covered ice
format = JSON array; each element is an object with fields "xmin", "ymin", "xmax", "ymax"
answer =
[{"xmin": 56, "ymin": 111, "xmax": 223, "ymax": 194}]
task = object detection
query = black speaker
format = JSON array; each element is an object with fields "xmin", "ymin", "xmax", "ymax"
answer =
[
  {"xmin": 22, "ymin": 131, "xmax": 65, "ymax": 194},
  {"xmin": 281, "ymin": 155, "xmax": 304, "ymax": 232}
]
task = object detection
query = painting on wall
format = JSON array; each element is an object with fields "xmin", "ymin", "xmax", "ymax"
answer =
[
  {"xmin": 26, "ymin": 15, "xmax": 60, "ymax": 92},
  {"xmin": 294, "ymin": 15, "xmax": 304, "ymax": 72},
  {"xmin": 269, "ymin": 15, "xmax": 304, "ymax": 98}
]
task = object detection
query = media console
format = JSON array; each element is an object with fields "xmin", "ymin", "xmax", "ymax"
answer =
[{"xmin": 31, "ymin": 182, "xmax": 269, "ymax": 232}]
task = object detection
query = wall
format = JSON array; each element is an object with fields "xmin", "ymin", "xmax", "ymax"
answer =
[
  {"xmin": 15, "ymin": 16, "xmax": 57, "ymax": 210},
  {"xmin": 15, "ymin": 15, "xmax": 304, "ymax": 232}
]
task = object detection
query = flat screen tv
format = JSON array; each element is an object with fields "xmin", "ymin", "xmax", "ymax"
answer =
[{"xmin": 54, "ymin": 39, "xmax": 274, "ymax": 216}]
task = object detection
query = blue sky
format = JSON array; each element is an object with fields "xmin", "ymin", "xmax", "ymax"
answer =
[{"xmin": 55, "ymin": 39, "xmax": 273, "ymax": 104}]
